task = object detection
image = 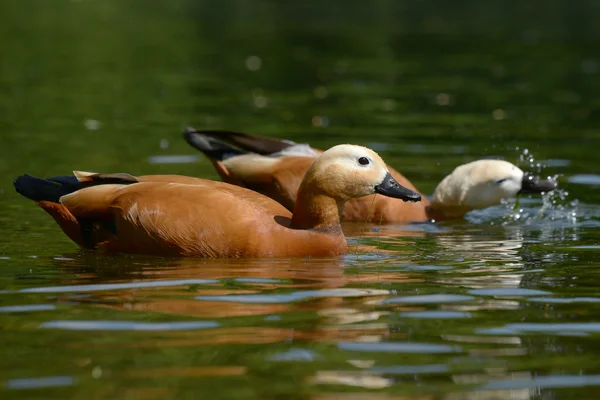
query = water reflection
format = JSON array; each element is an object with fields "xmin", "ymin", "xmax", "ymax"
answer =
[
  {"xmin": 5, "ymin": 376, "xmax": 76, "ymax": 390},
  {"xmin": 478, "ymin": 322, "xmax": 600, "ymax": 335},
  {"xmin": 479, "ymin": 374, "xmax": 600, "ymax": 391},
  {"xmin": 310, "ymin": 370, "xmax": 394, "ymax": 389},
  {"xmin": 338, "ymin": 341, "xmax": 461, "ymax": 354},
  {"xmin": 40, "ymin": 320, "xmax": 219, "ymax": 331},
  {"xmin": 0, "ymin": 304, "xmax": 56, "ymax": 313},
  {"xmin": 13, "ymin": 257, "xmax": 414, "ymax": 346},
  {"xmin": 1, "ymin": 224, "xmax": 599, "ymax": 399}
]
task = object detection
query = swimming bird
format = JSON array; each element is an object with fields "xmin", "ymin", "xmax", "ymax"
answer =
[
  {"xmin": 14, "ymin": 145, "xmax": 420, "ymax": 258},
  {"xmin": 184, "ymin": 129, "xmax": 557, "ymax": 223}
]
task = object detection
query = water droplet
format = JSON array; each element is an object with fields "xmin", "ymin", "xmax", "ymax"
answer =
[
  {"xmin": 84, "ymin": 119, "xmax": 101, "ymax": 131},
  {"xmin": 245, "ymin": 56, "xmax": 262, "ymax": 71},
  {"xmin": 92, "ymin": 366, "xmax": 102, "ymax": 379},
  {"xmin": 435, "ymin": 93, "xmax": 451, "ymax": 106},
  {"xmin": 492, "ymin": 109, "xmax": 506, "ymax": 120},
  {"xmin": 254, "ymin": 96, "xmax": 268, "ymax": 108}
]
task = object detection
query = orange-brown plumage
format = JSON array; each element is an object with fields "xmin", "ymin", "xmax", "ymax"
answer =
[
  {"xmin": 184, "ymin": 130, "xmax": 428, "ymax": 223},
  {"xmin": 226, "ymin": 156, "xmax": 428, "ymax": 223},
  {"xmin": 64, "ymin": 181, "xmax": 348, "ymax": 257},
  {"xmin": 14, "ymin": 144, "xmax": 421, "ymax": 258},
  {"xmin": 185, "ymin": 129, "xmax": 556, "ymax": 223}
]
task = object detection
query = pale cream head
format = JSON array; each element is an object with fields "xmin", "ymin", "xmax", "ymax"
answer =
[
  {"xmin": 302, "ymin": 144, "xmax": 389, "ymax": 200},
  {"xmin": 430, "ymin": 160, "xmax": 526, "ymax": 214}
]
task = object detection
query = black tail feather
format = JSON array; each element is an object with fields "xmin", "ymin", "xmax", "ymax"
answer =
[
  {"xmin": 183, "ymin": 128, "xmax": 246, "ymax": 161},
  {"xmin": 47, "ymin": 175, "xmax": 80, "ymax": 186},
  {"xmin": 15, "ymin": 172, "xmax": 140, "ymax": 204},
  {"xmin": 184, "ymin": 128, "xmax": 296, "ymax": 155},
  {"xmin": 14, "ymin": 174, "xmax": 80, "ymax": 203}
]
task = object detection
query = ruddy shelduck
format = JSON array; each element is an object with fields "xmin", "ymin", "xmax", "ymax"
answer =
[
  {"xmin": 184, "ymin": 129, "xmax": 557, "ymax": 223},
  {"xmin": 14, "ymin": 145, "xmax": 420, "ymax": 258}
]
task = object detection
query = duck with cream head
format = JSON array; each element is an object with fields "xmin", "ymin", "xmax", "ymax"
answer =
[
  {"xmin": 13, "ymin": 145, "xmax": 420, "ymax": 258},
  {"xmin": 184, "ymin": 129, "xmax": 557, "ymax": 223},
  {"xmin": 427, "ymin": 159, "xmax": 557, "ymax": 220}
]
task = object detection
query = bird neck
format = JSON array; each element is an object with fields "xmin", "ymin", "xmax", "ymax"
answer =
[{"xmin": 290, "ymin": 183, "xmax": 344, "ymax": 232}]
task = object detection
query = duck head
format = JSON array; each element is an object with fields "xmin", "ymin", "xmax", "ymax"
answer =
[
  {"xmin": 300, "ymin": 144, "xmax": 422, "ymax": 202},
  {"xmin": 429, "ymin": 159, "xmax": 557, "ymax": 218}
]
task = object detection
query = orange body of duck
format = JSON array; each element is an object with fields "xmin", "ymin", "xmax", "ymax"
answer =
[
  {"xmin": 185, "ymin": 129, "xmax": 557, "ymax": 223},
  {"xmin": 14, "ymin": 145, "xmax": 421, "ymax": 258}
]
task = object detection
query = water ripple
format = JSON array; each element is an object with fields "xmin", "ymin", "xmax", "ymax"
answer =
[
  {"xmin": 397, "ymin": 265, "xmax": 454, "ymax": 271},
  {"xmin": 368, "ymin": 364, "xmax": 448, "ymax": 374},
  {"xmin": 147, "ymin": 154, "xmax": 200, "ymax": 164},
  {"xmin": 478, "ymin": 322, "xmax": 600, "ymax": 335},
  {"xmin": 383, "ymin": 294, "xmax": 474, "ymax": 304},
  {"xmin": 18, "ymin": 279, "xmax": 218, "ymax": 293},
  {"xmin": 528, "ymin": 297, "xmax": 600, "ymax": 303},
  {"xmin": 234, "ymin": 278, "xmax": 281, "ymax": 284},
  {"xmin": 469, "ymin": 288, "xmax": 550, "ymax": 296},
  {"xmin": 196, "ymin": 288, "xmax": 389, "ymax": 304},
  {"xmin": 40, "ymin": 320, "xmax": 219, "ymax": 331},
  {"xmin": 267, "ymin": 349, "xmax": 322, "ymax": 362},
  {"xmin": 338, "ymin": 341, "xmax": 461, "ymax": 354},
  {"xmin": 568, "ymin": 174, "xmax": 600, "ymax": 186},
  {"xmin": 5, "ymin": 376, "xmax": 75, "ymax": 390},
  {"xmin": 0, "ymin": 304, "xmax": 56, "ymax": 313},
  {"xmin": 400, "ymin": 311, "xmax": 472, "ymax": 319},
  {"xmin": 480, "ymin": 374, "xmax": 600, "ymax": 390}
]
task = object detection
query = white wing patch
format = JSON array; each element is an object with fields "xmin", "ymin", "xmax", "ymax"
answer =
[{"xmin": 272, "ymin": 144, "xmax": 318, "ymax": 157}]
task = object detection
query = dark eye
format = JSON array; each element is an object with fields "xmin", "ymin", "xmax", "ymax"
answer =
[
  {"xmin": 358, "ymin": 157, "xmax": 370, "ymax": 166},
  {"xmin": 496, "ymin": 178, "xmax": 508, "ymax": 185}
]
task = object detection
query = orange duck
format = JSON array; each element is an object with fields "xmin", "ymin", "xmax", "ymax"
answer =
[
  {"xmin": 14, "ymin": 145, "xmax": 420, "ymax": 258},
  {"xmin": 184, "ymin": 129, "xmax": 557, "ymax": 223}
]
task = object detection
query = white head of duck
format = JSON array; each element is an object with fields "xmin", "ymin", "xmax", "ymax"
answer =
[{"xmin": 429, "ymin": 159, "xmax": 557, "ymax": 218}]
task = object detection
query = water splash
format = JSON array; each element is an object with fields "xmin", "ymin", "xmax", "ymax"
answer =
[
  {"xmin": 499, "ymin": 147, "xmax": 578, "ymax": 226},
  {"xmin": 516, "ymin": 147, "xmax": 543, "ymax": 173}
]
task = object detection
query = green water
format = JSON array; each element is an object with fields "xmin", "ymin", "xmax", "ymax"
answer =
[{"xmin": 2, "ymin": 0, "xmax": 600, "ymax": 398}]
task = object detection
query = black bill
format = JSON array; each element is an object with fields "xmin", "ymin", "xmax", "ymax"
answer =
[
  {"xmin": 374, "ymin": 172, "xmax": 421, "ymax": 202},
  {"xmin": 519, "ymin": 173, "xmax": 558, "ymax": 194}
]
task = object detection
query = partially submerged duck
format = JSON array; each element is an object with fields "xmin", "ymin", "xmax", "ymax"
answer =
[
  {"xmin": 184, "ymin": 129, "xmax": 557, "ymax": 223},
  {"xmin": 14, "ymin": 145, "xmax": 420, "ymax": 258}
]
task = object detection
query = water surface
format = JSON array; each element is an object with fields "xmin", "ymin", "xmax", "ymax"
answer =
[{"xmin": 1, "ymin": 1, "xmax": 600, "ymax": 399}]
